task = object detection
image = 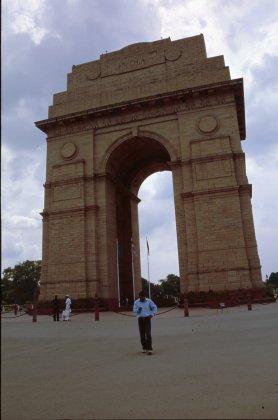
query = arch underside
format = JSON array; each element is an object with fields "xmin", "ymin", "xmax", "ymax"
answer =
[
  {"xmin": 106, "ymin": 136, "xmax": 171, "ymax": 192},
  {"xmin": 105, "ymin": 136, "xmax": 171, "ymax": 302}
]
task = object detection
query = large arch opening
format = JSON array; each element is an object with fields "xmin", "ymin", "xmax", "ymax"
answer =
[
  {"xmin": 105, "ymin": 136, "xmax": 172, "ymax": 303},
  {"xmin": 138, "ymin": 171, "xmax": 179, "ymax": 285}
]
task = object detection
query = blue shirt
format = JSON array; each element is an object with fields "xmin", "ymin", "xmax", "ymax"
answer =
[{"xmin": 133, "ymin": 298, "xmax": 157, "ymax": 318}]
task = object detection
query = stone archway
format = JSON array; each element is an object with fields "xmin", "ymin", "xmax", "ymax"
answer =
[
  {"xmin": 36, "ymin": 35, "xmax": 263, "ymax": 307},
  {"xmin": 105, "ymin": 134, "xmax": 172, "ymax": 304}
]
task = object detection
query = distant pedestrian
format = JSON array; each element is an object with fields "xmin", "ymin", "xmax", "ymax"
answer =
[
  {"xmin": 133, "ymin": 291, "xmax": 157, "ymax": 355},
  {"xmin": 52, "ymin": 295, "xmax": 60, "ymax": 321},
  {"xmin": 63, "ymin": 295, "xmax": 72, "ymax": 321}
]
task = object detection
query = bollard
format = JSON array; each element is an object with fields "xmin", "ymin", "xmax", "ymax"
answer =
[
  {"xmin": 184, "ymin": 294, "xmax": 189, "ymax": 317},
  {"xmin": 94, "ymin": 294, "xmax": 99, "ymax": 321},
  {"xmin": 247, "ymin": 294, "xmax": 252, "ymax": 311},
  {"xmin": 32, "ymin": 303, "xmax": 37, "ymax": 322}
]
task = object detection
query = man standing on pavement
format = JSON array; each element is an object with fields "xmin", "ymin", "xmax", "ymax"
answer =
[
  {"xmin": 52, "ymin": 295, "xmax": 60, "ymax": 321},
  {"xmin": 133, "ymin": 291, "xmax": 157, "ymax": 355}
]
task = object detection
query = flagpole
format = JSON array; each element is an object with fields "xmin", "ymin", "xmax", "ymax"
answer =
[
  {"xmin": 116, "ymin": 239, "xmax": 120, "ymax": 308},
  {"xmin": 131, "ymin": 238, "xmax": 136, "ymax": 302},
  {"xmin": 146, "ymin": 237, "xmax": 151, "ymax": 299},
  {"xmin": 147, "ymin": 253, "xmax": 151, "ymax": 299}
]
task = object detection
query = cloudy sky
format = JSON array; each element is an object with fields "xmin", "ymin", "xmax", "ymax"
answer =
[{"xmin": 2, "ymin": 0, "xmax": 278, "ymax": 283}]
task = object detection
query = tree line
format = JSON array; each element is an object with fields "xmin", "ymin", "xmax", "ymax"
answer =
[
  {"xmin": 1, "ymin": 260, "xmax": 277, "ymax": 305},
  {"xmin": 1, "ymin": 260, "xmax": 182, "ymax": 305},
  {"xmin": 1, "ymin": 260, "xmax": 41, "ymax": 305},
  {"xmin": 142, "ymin": 274, "xmax": 181, "ymax": 301}
]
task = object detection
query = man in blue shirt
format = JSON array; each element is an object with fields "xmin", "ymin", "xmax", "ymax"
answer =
[{"xmin": 133, "ymin": 290, "xmax": 157, "ymax": 355}]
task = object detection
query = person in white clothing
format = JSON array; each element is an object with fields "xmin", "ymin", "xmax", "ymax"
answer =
[{"xmin": 63, "ymin": 295, "xmax": 72, "ymax": 321}]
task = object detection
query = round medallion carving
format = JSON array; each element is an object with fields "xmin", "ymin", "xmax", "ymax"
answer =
[
  {"xmin": 198, "ymin": 115, "xmax": 218, "ymax": 134},
  {"xmin": 165, "ymin": 47, "xmax": 182, "ymax": 61},
  {"xmin": 86, "ymin": 63, "xmax": 101, "ymax": 80},
  {"xmin": 60, "ymin": 142, "xmax": 77, "ymax": 159}
]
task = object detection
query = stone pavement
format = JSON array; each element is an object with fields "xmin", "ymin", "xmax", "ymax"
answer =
[{"xmin": 1, "ymin": 303, "xmax": 278, "ymax": 419}]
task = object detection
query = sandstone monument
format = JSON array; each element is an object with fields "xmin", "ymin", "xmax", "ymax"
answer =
[{"xmin": 36, "ymin": 34, "xmax": 263, "ymax": 308}]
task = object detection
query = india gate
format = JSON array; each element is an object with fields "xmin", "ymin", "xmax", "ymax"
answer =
[{"xmin": 35, "ymin": 35, "xmax": 263, "ymax": 308}]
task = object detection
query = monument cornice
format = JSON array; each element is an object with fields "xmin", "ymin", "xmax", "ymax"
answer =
[
  {"xmin": 182, "ymin": 185, "xmax": 240, "ymax": 199},
  {"xmin": 239, "ymin": 184, "xmax": 252, "ymax": 196},
  {"xmin": 44, "ymin": 278, "xmax": 99, "ymax": 286},
  {"xmin": 187, "ymin": 266, "xmax": 261, "ymax": 275},
  {"xmin": 188, "ymin": 152, "xmax": 234, "ymax": 165},
  {"xmin": 171, "ymin": 151, "xmax": 245, "ymax": 168},
  {"xmin": 40, "ymin": 204, "xmax": 98, "ymax": 219},
  {"xmin": 181, "ymin": 183, "xmax": 252, "ymax": 200},
  {"xmin": 35, "ymin": 78, "xmax": 245, "ymax": 139},
  {"xmin": 44, "ymin": 175, "xmax": 95, "ymax": 188}
]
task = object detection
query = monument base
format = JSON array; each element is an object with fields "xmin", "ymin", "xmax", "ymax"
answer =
[
  {"xmin": 180, "ymin": 287, "xmax": 274, "ymax": 308},
  {"xmin": 33, "ymin": 296, "xmax": 120, "ymax": 315}
]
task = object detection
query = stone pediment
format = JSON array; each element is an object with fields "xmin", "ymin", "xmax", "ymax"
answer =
[{"xmin": 49, "ymin": 34, "xmax": 231, "ymax": 118}]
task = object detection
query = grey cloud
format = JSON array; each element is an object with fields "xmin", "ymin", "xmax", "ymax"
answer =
[
  {"xmin": 3, "ymin": 0, "xmax": 160, "ymax": 155},
  {"xmin": 250, "ymin": 54, "xmax": 278, "ymax": 88},
  {"xmin": 244, "ymin": 55, "xmax": 278, "ymax": 156}
]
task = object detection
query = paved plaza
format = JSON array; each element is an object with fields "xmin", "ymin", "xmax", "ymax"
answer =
[{"xmin": 1, "ymin": 303, "xmax": 278, "ymax": 419}]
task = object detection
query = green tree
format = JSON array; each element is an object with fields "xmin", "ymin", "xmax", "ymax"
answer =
[
  {"xmin": 142, "ymin": 274, "xmax": 181, "ymax": 299},
  {"xmin": 141, "ymin": 278, "xmax": 162, "ymax": 300},
  {"xmin": 266, "ymin": 272, "xmax": 278, "ymax": 288},
  {"xmin": 1, "ymin": 260, "xmax": 41, "ymax": 305},
  {"xmin": 159, "ymin": 274, "xmax": 181, "ymax": 297},
  {"xmin": 1, "ymin": 267, "xmax": 15, "ymax": 303}
]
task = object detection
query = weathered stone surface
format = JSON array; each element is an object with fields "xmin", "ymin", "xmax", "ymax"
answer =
[{"xmin": 36, "ymin": 35, "xmax": 262, "ymax": 304}]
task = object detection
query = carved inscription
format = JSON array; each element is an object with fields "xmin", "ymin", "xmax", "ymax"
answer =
[{"xmin": 101, "ymin": 49, "xmax": 165, "ymax": 77}]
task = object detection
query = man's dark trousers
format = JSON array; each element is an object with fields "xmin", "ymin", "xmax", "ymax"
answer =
[
  {"xmin": 53, "ymin": 310, "xmax": 59, "ymax": 321},
  {"xmin": 138, "ymin": 316, "xmax": 152, "ymax": 350}
]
